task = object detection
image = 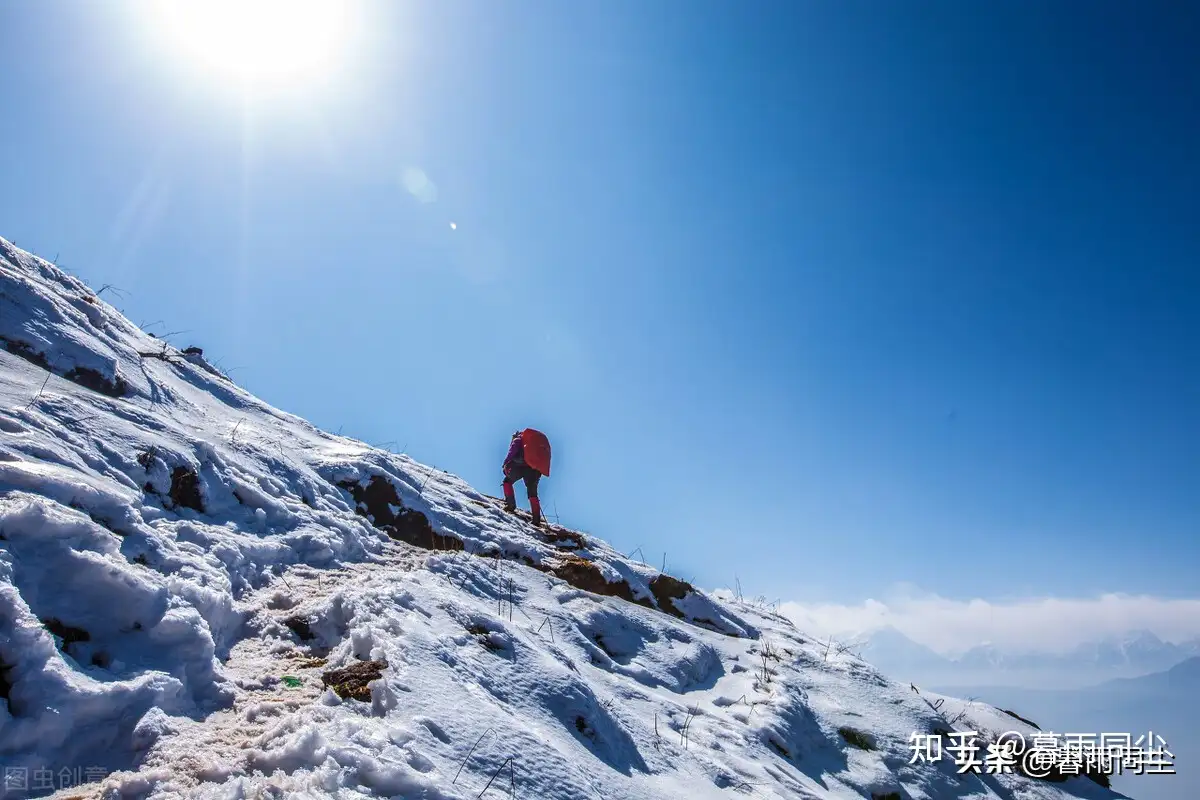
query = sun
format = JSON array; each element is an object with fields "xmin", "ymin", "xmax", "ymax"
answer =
[{"xmin": 147, "ymin": 0, "xmax": 353, "ymax": 90}]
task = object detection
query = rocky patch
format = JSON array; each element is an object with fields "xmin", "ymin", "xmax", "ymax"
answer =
[
  {"xmin": 168, "ymin": 466, "xmax": 204, "ymax": 512},
  {"xmin": 42, "ymin": 617, "xmax": 90, "ymax": 649},
  {"xmin": 649, "ymin": 574, "xmax": 692, "ymax": 619},
  {"xmin": 543, "ymin": 553, "xmax": 644, "ymax": 607},
  {"xmin": 339, "ymin": 476, "xmax": 463, "ymax": 551},
  {"xmin": 0, "ymin": 335, "xmax": 128, "ymax": 397},
  {"xmin": 322, "ymin": 659, "xmax": 388, "ymax": 702}
]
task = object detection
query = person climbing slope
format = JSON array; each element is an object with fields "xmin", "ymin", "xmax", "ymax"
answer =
[{"xmin": 502, "ymin": 428, "xmax": 552, "ymax": 526}]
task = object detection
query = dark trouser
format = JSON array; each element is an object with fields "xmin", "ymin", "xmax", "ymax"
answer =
[
  {"xmin": 502, "ymin": 464, "xmax": 541, "ymax": 500},
  {"xmin": 503, "ymin": 465, "xmax": 543, "ymax": 523}
]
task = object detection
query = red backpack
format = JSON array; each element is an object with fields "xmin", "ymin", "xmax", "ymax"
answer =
[{"xmin": 520, "ymin": 428, "xmax": 552, "ymax": 476}]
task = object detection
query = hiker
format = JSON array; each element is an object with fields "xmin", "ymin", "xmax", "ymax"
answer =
[{"xmin": 502, "ymin": 428, "xmax": 552, "ymax": 526}]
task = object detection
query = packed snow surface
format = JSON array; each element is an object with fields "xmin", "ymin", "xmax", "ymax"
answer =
[{"xmin": 0, "ymin": 237, "xmax": 1127, "ymax": 799}]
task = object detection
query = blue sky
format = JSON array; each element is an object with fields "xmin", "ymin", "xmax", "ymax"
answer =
[{"xmin": 1, "ymin": 1, "xmax": 1196, "ymax": 613}]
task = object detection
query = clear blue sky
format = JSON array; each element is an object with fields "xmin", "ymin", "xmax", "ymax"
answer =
[{"xmin": 2, "ymin": 1, "xmax": 1196, "ymax": 606}]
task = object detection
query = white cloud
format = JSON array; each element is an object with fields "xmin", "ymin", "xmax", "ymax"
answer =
[{"xmin": 777, "ymin": 587, "xmax": 1200, "ymax": 656}]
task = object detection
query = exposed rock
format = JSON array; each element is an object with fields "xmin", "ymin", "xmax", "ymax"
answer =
[
  {"xmin": 540, "ymin": 526, "xmax": 586, "ymax": 549},
  {"xmin": 1, "ymin": 336, "xmax": 128, "ymax": 396},
  {"xmin": 1, "ymin": 336, "xmax": 50, "ymax": 370},
  {"xmin": 339, "ymin": 476, "xmax": 463, "ymax": 551},
  {"xmin": 42, "ymin": 618, "xmax": 90, "ymax": 648},
  {"xmin": 467, "ymin": 624, "xmax": 505, "ymax": 652},
  {"xmin": 322, "ymin": 659, "xmax": 388, "ymax": 701},
  {"xmin": 63, "ymin": 365, "xmax": 128, "ymax": 398},
  {"xmin": 282, "ymin": 615, "xmax": 315, "ymax": 642},
  {"xmin": 839, "ymin": 726, "xmax": 876, "ymax": 751},
  {"xmin": 546, "ymin": 554, "xmax": 635, "ymax": 603},
  {"xmin": 0, "ymin": 659, "xmax": 12, "ymax": 705},
  {"xmin": 649, "ymin": 574, "xmax": 693, "ymax": 619},
  {"xmin": 168, "ymin": 466, "xmax": 204, "ymax": 512}
]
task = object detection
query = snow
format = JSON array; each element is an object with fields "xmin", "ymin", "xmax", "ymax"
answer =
[{"xmin": 0, "ymin": 236, "xmax": 1129, "ymax": 799}]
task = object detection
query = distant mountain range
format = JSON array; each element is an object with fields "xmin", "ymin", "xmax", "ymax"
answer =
[
  {"xmin": 856, "ymin": 626, "xmax": 1200, "ymax": 689},
  {"xmin": 934, "ymin": 657, "xmax": 1200, "ymax": 800}
]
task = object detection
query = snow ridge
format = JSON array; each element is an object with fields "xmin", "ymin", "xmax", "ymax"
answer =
[{"xmin": 0, "ymin": 238, "xmax": 1125, "ymax": 799}]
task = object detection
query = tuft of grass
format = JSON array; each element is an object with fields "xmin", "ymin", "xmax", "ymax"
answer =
[{"xmin": 680, "ymin": 705, "xmax": 700, "ymax": 749}]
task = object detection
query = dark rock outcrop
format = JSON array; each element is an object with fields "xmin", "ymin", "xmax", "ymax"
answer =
[
  {"xmin": 63, "ymin": 365, "xmax": 128, "ymax": 398},
  {"xmin": 283, "ymin": 615, "xmax": 315, "ymax": 642},
  {"xmin": 649, "ymin": 574, "xmax": 693, "ymax": 619},
  {"xmin": 1, "ymin": 336, "xmax": 128, "ymax": 397},
  {"xmin": 168, "ymin": 466, "xmax": 204, "ymax": 512},
  {"xmin": 1, "ymin": 337, "xmax": 49, "ymax": 370},
  {"xmin": 42, "ymin": 618, "xmax": 90, "ymax": 648},
  {"xmin": 546, "ymin": 554, "xmax": 637, "ymax": 603},
  {"xmin": 339, "ymin": 476, "xmax": 463, "ymax": 551}
]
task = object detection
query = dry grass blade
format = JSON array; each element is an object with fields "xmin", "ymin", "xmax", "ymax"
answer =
[
  {"xmin": 24, "ymin": 371, "xmax": 51, "ymax": 410},
  {"xmin": 477, "ymin": 756, "xmax": 514, "ymax": 798},
  {"xmin": 453, "ymin": 728, "xmax": 496, "ymax": 785}
]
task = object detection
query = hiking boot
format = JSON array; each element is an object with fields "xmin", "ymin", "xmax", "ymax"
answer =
[{"xmin": 530, "ymin": 497, "xmax": 543, "ymax": 527}]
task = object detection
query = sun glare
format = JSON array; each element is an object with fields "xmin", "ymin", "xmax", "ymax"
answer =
[{"xmin": 149, "ymin": 0, "xmax": 351, "ymax": 90}]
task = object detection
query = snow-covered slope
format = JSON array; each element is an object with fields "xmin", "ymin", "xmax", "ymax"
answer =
[{"xmin": 0, "ymin": 238, "xmax": 1127, "ymax": 799}]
